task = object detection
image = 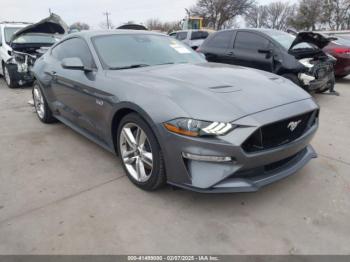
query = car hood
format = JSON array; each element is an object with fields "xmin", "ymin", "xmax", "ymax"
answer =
[
  {"xmin": 106, "ymin": 63, "xmax": 311, "ymax": 122},
  {"xmin": 10, "ymin": 13, "xmax": 68, "ymax": 43},
  {"xmin": 290, "ymin": 32, "xmax": 336, "ymax": 50}
]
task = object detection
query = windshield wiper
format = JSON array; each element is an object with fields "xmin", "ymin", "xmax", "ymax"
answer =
[{"xmin": 109, "ymin": 64, "xmax": 150, "ymax": 70}]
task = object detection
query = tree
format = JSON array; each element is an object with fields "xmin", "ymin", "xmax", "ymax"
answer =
[
  {"xmin": 245, "ymin": 5, "xmax": 268, "ymax": 28},
  {"xmin": 289, "ymin": 0, "xmax": 322, "ymax": 30},
  {"xmin": 145, "ymin": 19, "xmax": 181, "ymax": 33},
  {"xmin": 264, "ymin": 1, "xmax": 296, "ymax": 30},
  {"xmin": 190, "ymin": 0, "xmax": 255, "ymax": 30},
  {"xmin": 145, "ymin": 18, "xmax": 163, "ymax": 31},
  {"xmin": 70, "ymin": 22, "xmax": 90, "ymax": 31},
  {"xmin": 321, "ymin": 0, "xmax": 350, "ymax": 30}
]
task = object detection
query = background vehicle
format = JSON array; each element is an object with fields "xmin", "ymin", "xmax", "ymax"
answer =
[
  {"xmin": 0, "ymin": 22, "xmax": 29, "ymax": 87},
  {"xmin": 323, "ymin": 36, "xmax": 350, "ymax": 78},
  {"xmin": 199, "ymin": 29, "xmax": 336, "ymax": 93},
  {"xmin": 1, "ymin": 14, "xmax": 67, "ymax": 88},
  {"xmin": 32, "ymin": 30, "xmax": 319, "ymax": 193},
  {"xmin": 169, "ymin": 30, "xmax": 211, "ymax": 50},
  {"xmin": 117, "ymin": 24, "xmax": 148, "ymax": 30}
]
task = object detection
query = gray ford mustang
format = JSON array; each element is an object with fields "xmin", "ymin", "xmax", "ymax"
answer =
[{"xmin": 32, "ymin": 30, "xmax": 319, "ymax": 193}]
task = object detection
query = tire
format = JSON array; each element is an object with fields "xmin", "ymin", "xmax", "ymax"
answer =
[
  {"xmin": 117, "ymin": 113, "xmax": 166, "ymax": 191},
  {"xmin": 282, "ymin": 73, "xmax": 301, "ymax": 87},
  {"xmin": 32, "ymin": 81, "xmax": 56, "ymax": 123},
  {"xmin": 3, "ymin": 64, "xmax": 18, "ymax": 88}
]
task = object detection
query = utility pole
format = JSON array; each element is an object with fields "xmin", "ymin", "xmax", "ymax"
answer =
[
  {"xmin": 49, "ymin": 8, "xmax": 52, "ymax": 15},
  {"xmin": 103, "ymin": 11, "xmax": 111, "ymax": 29}
]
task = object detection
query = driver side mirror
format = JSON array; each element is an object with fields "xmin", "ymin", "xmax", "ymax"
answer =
[{"xmin": 61, "ymin": 57, "xmax": 91, "ymax": 72}]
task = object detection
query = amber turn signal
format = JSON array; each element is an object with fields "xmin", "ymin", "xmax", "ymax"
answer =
[{"xmin": 164, "ymin": 123, "xmax": 199, "ymax": 137}]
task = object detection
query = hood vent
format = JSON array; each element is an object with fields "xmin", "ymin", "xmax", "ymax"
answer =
[{"xmin": 209, "ymin": 85, "xmax": 241, "ymax": 93}]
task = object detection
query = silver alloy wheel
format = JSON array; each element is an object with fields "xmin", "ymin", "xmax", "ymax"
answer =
[
  {"xmin": 119, "ymin": 123, "xmax": 154, "ymax": 182},
  {"xmin": 4, "ymin": 66, "xmax": 11, "ymax": 86},
  {"xmin": 33, "ymin": 85, "xmax": 45, "ymax": 119}
]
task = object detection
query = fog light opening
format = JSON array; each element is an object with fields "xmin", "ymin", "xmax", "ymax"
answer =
[{"xmin": 182, "ymin": 152, "xmax": 233, "ymax": 163}]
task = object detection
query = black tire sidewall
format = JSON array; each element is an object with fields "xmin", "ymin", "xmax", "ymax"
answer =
[
  {"xmin": 32, "ymin": 82, "xmax": 55, "ymax": 123},
  {"xmin": 117, "ymin": 113, "xmax": 165, "ymax": 190},
  {"xmin": 3, "ymin": 64, "xmax": 17, "ymax": 89}
]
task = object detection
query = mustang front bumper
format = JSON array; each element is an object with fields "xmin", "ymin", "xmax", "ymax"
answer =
[{"xmin": 159, "ymin": 99, "xmax": 319, "ymax": 193}]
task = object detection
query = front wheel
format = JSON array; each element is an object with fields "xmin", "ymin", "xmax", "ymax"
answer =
[
  {"xmin": 3, "ymin": 64, "xmax": 18, "ymax": 88},
  {"xmin": 117, "ymin": 113, "xmax": 166, "ymax": 191},
  {"xmin": 32, "ymin": 82, "xmax": 56, "ymax": 123}
]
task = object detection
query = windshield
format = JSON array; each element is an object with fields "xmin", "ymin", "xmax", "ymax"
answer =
[
  {"xmin": 12, "ymin": 34, "xmax": 59, "ymax": 44},
  {"xmin": 93, "ymin": 34, "xmax": 205, "ymax": 69},
  {"xmin": 4, "ymin": 27, "xmax": 22, "ymax": 43},
  {"xmin": 269, "ymin": 31, "xmax": 313, "ymax": 50}
]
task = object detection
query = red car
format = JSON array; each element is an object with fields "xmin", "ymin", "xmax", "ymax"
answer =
[{"xmin": 323, "ymin": 37, "xmax": 350, "ymax": 78}]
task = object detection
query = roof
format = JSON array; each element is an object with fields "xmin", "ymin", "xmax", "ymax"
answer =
[
  {"xmin": 0, "ymin": 23, "xmax": 30, "ymax": 28},
  {"xmin": 221, "ymin": 28, "xmax": 281, "ymax": 33},
  {"xmin": 68, "ymin": 29, "xmax": 165, "ymax": 39}
]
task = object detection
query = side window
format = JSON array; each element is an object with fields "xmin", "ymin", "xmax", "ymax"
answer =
[
  {"xmin": 191, "ymin": 31, "xmax": 209, "ymax": 40},
  {"xmin": 206, "ymin": 31, "xmax": 233, "ymax": 49},
  {"xmin": 176, "ymin": 32, "xmax": 187, "ymax": 41},
  {"xmin": 52, "ymin": 38, "xmax": 96, "ymax": 69},
  {"xmin": 0, "ymin": 28, "xmax": 2, "ymax": 44},
  {"xmin": 234, "ymin": 32, "xmax": 269, "ymax": 51}
]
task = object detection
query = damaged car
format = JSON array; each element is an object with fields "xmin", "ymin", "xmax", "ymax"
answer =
[
  {"xmin": 1, "ymin": 14, "xmax": 67, "ymax": 88},
  {"xmin": 198, "ymin": 29, "xmax": 336, "ymax": 93}
]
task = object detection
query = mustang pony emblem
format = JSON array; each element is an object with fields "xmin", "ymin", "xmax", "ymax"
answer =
[{"xmin": 288, "ymin": 120, "xmax": 302, "ymax": 132}]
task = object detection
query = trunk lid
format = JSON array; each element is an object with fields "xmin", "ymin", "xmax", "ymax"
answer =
[{"xmin": 290, "ymin": 32, "xmax": 336, "ymax": 50}]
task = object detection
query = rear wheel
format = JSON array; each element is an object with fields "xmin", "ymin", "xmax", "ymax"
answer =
[
  {"xmin": 32, "ymin": 82, "xmax": 56, "ymax": 123},
  {"xmin": 117, "ymin": 113, "xmax": 166, "ymax": 191},
  {"xmin": 3, "ymin": 64, "xmax": 18, "ymax": 88}
]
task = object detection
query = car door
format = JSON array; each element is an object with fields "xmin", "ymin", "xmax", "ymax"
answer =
[
  {"xmin": 201, "ymin": 30, "xmax": 235, "ymax": 64},
  {"xmin": 231, "ymin": 31, "xmax": 273, "ymax": 72},
  {"xmin": 48, "ymin": 37, "xmax": 105, "ymax": 139}
]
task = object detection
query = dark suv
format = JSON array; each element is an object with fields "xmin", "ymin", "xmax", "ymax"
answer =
[{"xmin": 199, "ymin": 29, "xmax": 336, "ymax": 93}]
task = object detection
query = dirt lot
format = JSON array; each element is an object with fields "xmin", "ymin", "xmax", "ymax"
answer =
[{"xmin": 0, "ymin": 77, "xmax": 349, "ymax": 255}]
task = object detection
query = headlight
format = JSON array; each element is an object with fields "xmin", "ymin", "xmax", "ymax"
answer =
[{"xmin": 164, "ymin": 118, "xmax": 236, "ymax": 137}]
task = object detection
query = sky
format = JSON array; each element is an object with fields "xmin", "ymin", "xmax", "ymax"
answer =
[{"xmin": 0, "ymin": 0, "xmax": 294, "ymax": 29}]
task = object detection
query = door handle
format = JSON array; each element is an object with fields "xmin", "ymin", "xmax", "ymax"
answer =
[
  {"xmin": 51, "ymin": 71, "xmax": 57, "ymax": 76},
  {"xmin": 226, "ymin": 51, "xmax": 235, "ymax": 57}
]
